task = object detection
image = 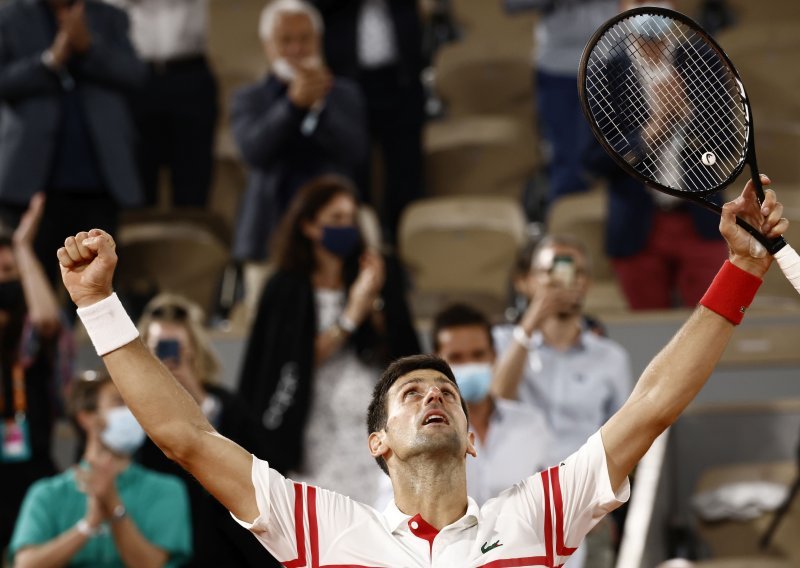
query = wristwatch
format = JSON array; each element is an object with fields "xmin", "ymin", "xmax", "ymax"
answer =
[
  {"xmin": 41, "ymin": 49, "xmax": 58, "ymax": 71},
  {"xmin": 512, "ymin": 325, "xmax": 536, "ymax": 350},
  {"xmin": 111, "ymin": 504, "xmax": 127, "ymax": 523}
]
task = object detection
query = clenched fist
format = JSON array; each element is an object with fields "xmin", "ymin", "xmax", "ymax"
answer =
[{"xmin": 57, "ymin": 229, "xmax": 117, "ymax": 308}]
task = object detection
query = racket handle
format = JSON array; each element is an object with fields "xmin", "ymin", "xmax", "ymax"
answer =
[{"xmin": 775, "ymin": 245, "xmax": 800, "ymax": 294}]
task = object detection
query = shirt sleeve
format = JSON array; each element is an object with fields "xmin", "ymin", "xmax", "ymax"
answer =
[
  {"xmin": 497, "ymin": 431, "xmax": 629, "ymax": 565},
  {"xmin": 230, "ymin": 456, "xmax": 317, "ymax": 564},
  {"xmin": 8, "ymin": 480, "xmax": 58, "ymax": 560},
  {"xmin": 556, "ymin": 431, "xmax": 630, "ymax": 546}
]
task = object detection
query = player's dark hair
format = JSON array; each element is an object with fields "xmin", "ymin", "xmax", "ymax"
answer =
[
  {"xmin": 431, "ymin": 303, "xmax": 495, "ymax": 354},
  {"xmin": 366, "ymin": 354, "xmax": 469, "ymax": 475}
]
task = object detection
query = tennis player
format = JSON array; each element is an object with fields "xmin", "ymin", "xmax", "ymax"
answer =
[{"xmin": 58, "ymin": 179, "xmax": 787, "ymax": 566}]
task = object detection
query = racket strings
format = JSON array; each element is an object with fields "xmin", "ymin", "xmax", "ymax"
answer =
[
  {"xmin": 584, "ymin": 13, "xmax": 749, "ymax": 193},
  {"xmin": 593, "ymin": 21, "xmax": 745, "ymax": 189}
]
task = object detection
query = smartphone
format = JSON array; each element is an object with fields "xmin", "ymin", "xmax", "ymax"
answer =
[
  {"xmin": 155, "ymin": 339, "xmax": 180, "ymax": 363},
  {"xmin": 551, "ymin": 255, "xmax": 576, "ymax": 288}
]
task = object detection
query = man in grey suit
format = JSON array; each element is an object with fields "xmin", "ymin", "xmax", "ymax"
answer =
[
  {"xmin": 0, "ymin": 0, "xmax": 145, "ymax": 283},
  {"xmin": 231, "ymin": 0, "xmax": 368, "ymax": 262}
]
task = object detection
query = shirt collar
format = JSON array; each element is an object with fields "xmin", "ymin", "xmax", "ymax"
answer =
[{"xmin": 382, "ymin": 496, "xmax": 481, "ymax": 534}]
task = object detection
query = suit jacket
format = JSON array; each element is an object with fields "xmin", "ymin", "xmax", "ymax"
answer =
[
  {"xmin": 230, "ymin": 75, "xmax": 368, "ymax": 261},
  {"xmin": 310, "ymin": 0, "xmax": 423, "ymax": 83},
  {"xmin": 583, "ymin": 44, "xmax": 725, "ymax": 258},
  {"xmin": 0, "ymin": 0, "xmax": 145, "ymax": 206}
]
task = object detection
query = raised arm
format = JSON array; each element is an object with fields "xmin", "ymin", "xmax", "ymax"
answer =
[
  {"xmin": 13, "ymin": 194, "xmax": 60, "ymax": 338},
  {"xmin": 601, "ymin": 176, "xmax": 788, "ymax": 491},
  {"xmin": 56, "ymin": 231, "xmax": 258, "ymax": 524}
]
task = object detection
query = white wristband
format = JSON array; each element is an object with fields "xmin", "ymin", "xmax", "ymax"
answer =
[
  {"xmin": 76, "ymin": 293, "xmax": 140, "ymax": 356},
  {"xmin": 75, "ymin": 519, "xmax": 98, "ymax": 537},
  {"xmin": 512, "ymin": 325, "xmax": 535, "ymax": 350}
]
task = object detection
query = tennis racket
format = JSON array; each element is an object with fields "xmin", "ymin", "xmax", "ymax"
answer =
[{"xmin": 578, "ymin": 6, "xmax": 800, "ymax": 293}]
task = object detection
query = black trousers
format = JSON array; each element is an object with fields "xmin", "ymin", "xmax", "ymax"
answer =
[
  {"xmin": 134, "ymin": 56, "xmax": 218, "ymax": 208},
  {"xmin": 358, "ymin": 65, "xmax": 425, "ymax": 244}
]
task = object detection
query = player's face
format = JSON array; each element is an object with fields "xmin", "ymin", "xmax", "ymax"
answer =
[
  {"xmin": 371, "ymin": 370, "xmax": 475, "ymax": 469},
  {"xmin": 435, "ymin": 325, "xmax": 495, "ymax": 366}
]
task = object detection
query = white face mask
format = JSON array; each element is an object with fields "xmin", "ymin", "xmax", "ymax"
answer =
[
  {"xmin": 272, "ymin": 58, "xmax": 295, "ymax": 82},
  {"xmin": 100, "ymin": 407, "xmax": 146, "ymax": 455},
  {"xmin": 450, "ymin": 363, "xmax": 493, "ymax": 404},
  {"xmin": 271, "ymin": 56, "xmax": 322, "ymax": 82}
]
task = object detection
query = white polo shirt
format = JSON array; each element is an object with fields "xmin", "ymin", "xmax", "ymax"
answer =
[{"xmin": 233, "ymin": 431, "xmax": 629, "ymax": 567}]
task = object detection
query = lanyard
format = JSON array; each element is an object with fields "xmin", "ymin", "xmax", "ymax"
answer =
[{"xmin": 0, "ymin": 363, "xmax": 26, "ymax": 418}]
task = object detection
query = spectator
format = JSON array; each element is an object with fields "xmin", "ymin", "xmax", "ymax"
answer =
[
  {"xmin": 237, "ymin": 174, "xmax": 419, "ymax": 505},
  {"xmin": 0, "ymin": 0, "xmax": 145, "ymax": 284},
  {"xmin": 493, "ymin": 234, "xmax": 633, "ymax": 568},
  {"xmin": 504, "ymin": 0, "xmax": 617, "ymax": 203},
  {"xmin": 586, "ymin": 0, "xmax": 729, "ymax": 309},
  {"xmin": 105, "ymin": 0, "xmax": 217, "ymax": 208},
  {"xmin": 137, "ymin": 293, "xmax": 273, "ymax": 568},
  {"xmin": 8, "ymin": 372, "xmax": 191, "ymax": 567},
  {"xmin": 432, "ymin": 303, "xmax": 553, "ymax": 504},
  {"xmin": 0, "ymin": 194, "xmax": 73, "ymax": 556},
  {"xmin": 310, "ymin": 0, "xmax": 426, "ymax": 244},
  {"xmin": 231, "ymin": 0, "xmax": 368, "ymax": 262}
]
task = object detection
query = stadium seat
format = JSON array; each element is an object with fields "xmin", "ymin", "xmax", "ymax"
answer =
[
  {"xmin": 546, "ymin": 186, "xmax": 629, "ymax": 313},
  {"xmin": 425, "ymin": 115, "xmax": 537, "ymax": 198},
  {"xmin": 115, "ymin": 220, "xmax": 230, "ymax": 317},
  {"xmin": 398, "ymin": 195, "xmax": 527, "ymax": 320}
]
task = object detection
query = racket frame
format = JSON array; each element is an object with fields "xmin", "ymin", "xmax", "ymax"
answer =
[{"xmin": 578, "ymin": 6, "xmax": 786, "ymax": 254}]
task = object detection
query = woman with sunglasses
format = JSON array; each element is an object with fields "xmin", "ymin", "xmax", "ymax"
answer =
[{"xmin": 136, "ymin": 293, "xmax": 270, "ymax": 568}]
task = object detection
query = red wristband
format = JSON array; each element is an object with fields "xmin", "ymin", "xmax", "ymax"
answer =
[{"xmin": 699, "ymin": 261, "xmax": 762, "ymax": 325}]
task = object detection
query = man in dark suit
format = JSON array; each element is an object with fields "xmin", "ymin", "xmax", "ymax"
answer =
[
  {"xmin": 310, "ymin": 0, "xmax": 425, "ymax": 244},
  {"xmin": 0, "ymin": 0, "xmax": 145, "ymax": 283},
  {"xmin": 230, "ymin": 0, "xmax": 368, "ymax": 262}
]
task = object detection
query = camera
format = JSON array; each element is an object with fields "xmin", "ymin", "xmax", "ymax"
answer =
[
  {"xmin": 550, "ymin": 254, "xmax": 576, "ymax": 288},
  {"xmin": 155, "ymin": 339, "xmax": 181, "ymax": 364}
]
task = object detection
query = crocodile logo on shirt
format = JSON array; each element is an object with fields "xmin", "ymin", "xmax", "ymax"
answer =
[{"xmin": 481, "ymin": 540, "xmax": 503, "ymax": 554}]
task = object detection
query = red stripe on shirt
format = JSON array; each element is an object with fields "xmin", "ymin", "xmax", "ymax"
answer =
[
  {"xmin": 308, "ymin": 486, "xmax": 319, "ymax": 568},
  {"xmin": 549, "ymin": 466, "xmax": 577, "ymax": 556},
  {"xmin": 283, "ymin": 483, "xmax": 307, "ymax": 568}
]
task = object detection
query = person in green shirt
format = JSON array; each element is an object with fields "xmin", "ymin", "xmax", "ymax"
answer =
[{"xmin": 8, "ymin": 372, "xmax": 191, "ymax": 567}]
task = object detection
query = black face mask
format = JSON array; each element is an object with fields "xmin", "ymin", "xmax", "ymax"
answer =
[{"xmin": 0, "ymin": 280, "xmax": 25, "ymax": 314}]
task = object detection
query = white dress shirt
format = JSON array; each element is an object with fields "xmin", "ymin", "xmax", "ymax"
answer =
[
  {"xmin": 233, "ymin": 431, "xmax": 629, "ymax": 567},
  {"xmin": 357, "ymin": 0, "xmax": 398, "ymax": 69},
  {"xmin": 105, "ymin": 0, "xmax": 208, "ymax": 62}
]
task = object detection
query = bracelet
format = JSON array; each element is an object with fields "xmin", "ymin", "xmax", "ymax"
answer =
[
  {"xmin": 76, "ymin": 293, "xmax": 140, "ymax": 356},
  {"xmin": 699, "ymin": 260, "xmax": 762, "ymax": 325},
  {"xmin": 337, "ymin": 314, "xmax": 358, "ymax": 334},
  {"xmin": 512, "ymin": 325, "xmax": 535, "ymax": 350},
  {"xmin": 75, "ymin": 519, "xmax": 98, "ymax": 537}
]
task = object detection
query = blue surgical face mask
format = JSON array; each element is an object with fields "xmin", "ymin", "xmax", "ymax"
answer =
[
  {"xmin": 450, "ymin": 363, "xmax": 493, "ymax": 404},
  {"xmin": 321, "ymin": 225, "xmax": 360, "ymax": 258},
  {"xmin": 101, "ymin": 406, "xmax": 146, "ymax": 455}
]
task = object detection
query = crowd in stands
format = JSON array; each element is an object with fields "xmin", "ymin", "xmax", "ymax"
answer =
[{"xmin": 0, "ymin": 0, "xmax": 746, "ymax": 566}]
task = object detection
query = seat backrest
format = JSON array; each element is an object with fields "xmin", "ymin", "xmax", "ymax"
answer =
[
  {"xmin": 399, "ymin": 196, "xmax": 526, "ymax": 318},
  {"xmin": 116, "ymin": 221, "xmax": 230, "ymax": 316}
]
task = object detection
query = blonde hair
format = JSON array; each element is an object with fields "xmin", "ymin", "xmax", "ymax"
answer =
[{"xmin": 138, "ymin": 293, "xmax": 222, "ymax": 386}]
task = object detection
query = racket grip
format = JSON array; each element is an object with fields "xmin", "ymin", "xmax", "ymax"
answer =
[{"xmin": 775, "ymin": 245, "xmax": 800, "ymax": 294}]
